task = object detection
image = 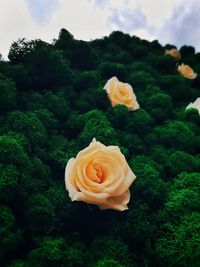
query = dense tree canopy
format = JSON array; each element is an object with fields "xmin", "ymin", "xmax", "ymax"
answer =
[{"xmin": 0, "ymin": 29, "xmax": 199, "ymax": 266}]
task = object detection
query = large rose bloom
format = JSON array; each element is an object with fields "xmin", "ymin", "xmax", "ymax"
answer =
[
  {"xmin": 104, "ymin": 76, "xmax": 140, "ymax": 111},
  {"xmin": 165, "ymin": 48, "xmax": 181, "ymax": 60},
  {"xmin": 65, "ymin": 138, "xmax": 136, "ymax": 211},
  {"xmin": 178, "ymin": 63, "xmax": 197, "ymax": 79}
]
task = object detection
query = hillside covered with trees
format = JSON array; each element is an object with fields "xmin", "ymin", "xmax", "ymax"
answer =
[{"xmin": 0, "ymin": 29, "xmax": 200, "ymax": 267}]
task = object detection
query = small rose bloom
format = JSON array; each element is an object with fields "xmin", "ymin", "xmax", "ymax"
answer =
[
  {"xmin": 104, "ymin": 76, "xmax": 140, "ymax": 111},
  {"xmin": 178, "ymin": 63, "xmax": 197, "ymax": 79},
  {"xmin": 186, "ymin": 97, "xmax": 200, "ymax": 115},
  {"xmin": 65, "ymin": 138, "xmax": 136, "ymax": 211},
  {"xmin": 165, "ymin": 48, "xmax": 181, "ymax": 60}
]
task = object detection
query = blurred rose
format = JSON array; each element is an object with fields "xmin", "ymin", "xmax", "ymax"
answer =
[
  {"xmin": 186, "ymin": 97, "xmax": 200, "ymax": 115},
  {"xmin": 65, "ymin": 138, "xmax": 136, "ymax": 211},
  {"xmin": 165, "ymin": 48, "xmax": 181, "ymax": 60},
  {"xmin": 104, "ymin": 76, "xmax": 140, "ymax": 111},
  {"xmin": 178, "ymin": 63, "xmax": 197, "ymax": 79}
]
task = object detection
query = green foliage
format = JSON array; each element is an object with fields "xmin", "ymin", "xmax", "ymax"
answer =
[
  {"xmin": 65, "ymin": 112, "xmax": 85, "ymax": 138},
  {"xmin": 153, "ymin": 120, "xmax": 195, "ymax": 152},
  {"xmin": 25, "ymin": 193, "xmax": 56, "ymax": 236},
  {"xmin": 30, "ymin": 156, "xmax": 51, "ymax": 185},
  {"xmin": 0, "ymin": 135, "xmax": 29, "ymax": 168},
  {"xmin": 54, "ymin": 28, "xmax": 74, "ymax": 60},
  {"xmin": 112, "ymin": 202, "xmax": 156, "ymax": 249},
  {"xmin": 129, "ymin": 70, "xmax": 156, "ymax": 90},
  {"xmin": 73, "ymin": 85, "xmax": 110, "ymax": 112},
  {"xmin": 0, "ymin": 63, "xmax": 31, "ymax": 91},
  {"xmin": 70, "ymin": 40, "xmax": 96, "ymax": 70},
  {"xmin": 167, "ymin": 151, "xmax": 200, "ymax": 176},
  {"xmin": 117, "ymin": 132, "xmax": 145, "ymax": 158},
  {"xmin": 28, "ymin": 45, "xmax": 75, "ymax": 90},
  {"xmin": 156, "ymin": 212, "xmax": 200, "ymax": 267},
  {"xmin": 106, "ymin": 105, "xmax": 129, "ymax": 130},
  {"xmin": 94, "ymin": 258, "xmax": 125, "ymax": 267},
  {"xmin": 80, "ymin": 109, "xmax": 118, "ymax": 146},
  {"xmin": 180, "ymin": 45, "xmax": 195, "ymax": 58},
  {"xmin": 43, "ymin": 91, "xmax": 70, "ymax": 121},
  {"xmin": 8, "ymin": 38, "xmax": 37, "ymax": 64},
  {"xmin": 0, "ymin": 205, "xmax": 22, "ymax": 264},
  {"xmin": 0, "ymin": 164, "xmax": 19, "ymax": 203},
  {"xmin": 132, "ymin": 45, "xmax": 149, "ymax": 59},
  {"xmin": 114, "ymin": 50, "xmax": 133, "ymax": 64},
  {"xmin": 75, "ymin": 71, "xmax": 101, "ymax": 91},
  {"xmin": 145, "ymin": 92, "xmax": 173, "ymax": 122},
  {"xmin": 2, "ymin": 111, "xmax": 47, "ymax": 147},
  {"xmin": 126, "ymin": 109, "xmax": 153, "ymax": 135},
  {"xmin": 27, "ymin": 237, "xmax": 65, "ymax": 266},
  {"xmin": 159, "ymin": 75, "xmax": 191, "ymax": 101},
  {"xmin": 0, "ymin": 74, "xmax": 16, "ymax": 114},
  {"xmin": 0, "ymin": 28, "xmax": 200, "ymax": 267},
  {"xmin": 173, "ymin": 171, "xmax": 200, "ymax": 190},
  {"xmin": 34, "ymin": 108, "xmax": 58, "ymax": 134},
  {"xmin": 47, "ymin": 183, "xmax": 73, "ymax": 231},
  {"xmin": 99, "ymin": 62, "xmax": 127, "ymax": 80},
  {"xmin": 108, "ymin": 31, "xmax": 131, "ymax": 48},
  {"xmin": 165, "ymin": 172, "xmax": 200, "ymax": 216},
  {"xmin": 48, "ymin": 136, "xmax": 80, "ymax": 179},
  {"xmin": 8, "ymin": 260, "xmax": 25, "ymax": 267},
  {"xmin": 27, "ymin": 236, "xmax": 85, "ymax": 267},
  {"xmin": 130, "ymin": 161, "xmax": 167, "ymax": 207},
  {"xmin": 185, "ymin": 107, "xmax": 200, "ymax": 126},
  {"xmin": 89, "ymin": 236, "xmax": 132, "ymax": 267},
  {"xmin": 155, "ymin": 172, "xmax": 200, "ymax": 266}
]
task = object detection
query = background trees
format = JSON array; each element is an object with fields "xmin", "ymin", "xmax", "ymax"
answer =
[{"xmin": 0, "ymin": 74, "xmax": 16, "ymax": 114}]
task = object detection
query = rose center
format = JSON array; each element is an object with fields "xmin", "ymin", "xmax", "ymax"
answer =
[
  {"xmin": 119, "ymin": 86, "xmax": 129, "ymax": 98},
  {"xmin": 120, "ymin": 89, "xmax": 127, "ymax": 97},
  {"xmin": 86, "ymin": 163, "xmax": 104, "ymax": 183}
]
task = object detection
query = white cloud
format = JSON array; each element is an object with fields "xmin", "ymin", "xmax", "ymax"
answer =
[
  {"xmin": 91, "ymin": 0, "xmax": 184, "ymax": 28},
  {"xmin": 0, "ymin": 0, "xmax": 199, "ymax": 59},
  {"xmin": 157, "ymin": 0, "xmax": 200, "ymax": 50},
  {"xmin": 49, "ymin": 0, "xmax": 110, "ymax": 41},
  {"xmin": 25, "ymin": 0, "xmax": 60, "ymax": 25},
  {"xmin": 108, "ymin": 6, "xmax": 147, "ymax": 33},
  {"xmin": 135, "ymin": 0, "xmax": 184, "ymax": 27},
  {"xmin": 0, "ymin": 0, "xmax": 109, "ymax": 59},
  {"xmin": 134, "ymin": 29, "xmax": 154, "ymax": 41},
  {"xmin": 0, "ymin": 0, "xmax": 34, "ymax": 59}
]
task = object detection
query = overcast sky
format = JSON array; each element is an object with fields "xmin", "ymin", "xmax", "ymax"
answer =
[{"xmin": 0, "ymin": 0, "xmax": 199, "ymax": 59}]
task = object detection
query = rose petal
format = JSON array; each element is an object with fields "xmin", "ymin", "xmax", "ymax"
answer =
[
  {"xmin": 98, "ymin": 190, "xmax": 131, "ymax": 211},
  {"xmin": 103, "ymin": 76, "xmax": 140, "ymax": 111},
  {"xmin": 64, "ymin": 139, "xmax": 137, "ymax": 211},
  {"xmin": 178, "ymin": 63, "xmax": 197, "ymax": 79}
]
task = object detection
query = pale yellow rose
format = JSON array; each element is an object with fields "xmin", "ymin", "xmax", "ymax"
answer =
[
  {"xmin": 178, "ymin": 63, "xmax": 197, "ymax": 79},
  {"xmin": 65, "ymin": 138, "xmax": 136, "ymax": 211},
  {"xmin": 103, "ymin": 77, "xmax": 140, "ymax": 111},
  {"xmin": 165, "ymin": 48, "xmax": 181, "ymax": 60}
]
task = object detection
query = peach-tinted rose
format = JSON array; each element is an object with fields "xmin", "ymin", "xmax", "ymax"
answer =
[
  {"xmin": 103, "ymin": 77, "xmax": 140, "ymax": 111},
  {"xmin": 178, "ymin": 63, "xmax": 197, "ymax": 79},
  {"xmin": 65, "ymin": 138, "xmax": 136, "ymax": 211},
  {"xmin": 186, "ymin": 97, "xmax": 200, "ymax": 115},
  {"xmin": 165, "ymin": 48, "xmax": 181, "ymax": 60}
]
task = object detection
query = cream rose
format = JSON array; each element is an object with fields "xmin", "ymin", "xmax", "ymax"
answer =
[
  {"xmin": 65, "ymin": 138, "xmax": 136, "ymax": 211},
  {"xmin": 103, "ymin": 76, "xmax": 140, "ymax": 111},
  {"xmin": 186, "ymin": 97, "xmax": 200, "ymax": 115},
  {"xmin": 178, "ymin": 63, "xmax": 197, "ymax": 79},
  {"xmin": 165, "ymin": 48, "xmax": 181, "ymax": 60}
]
